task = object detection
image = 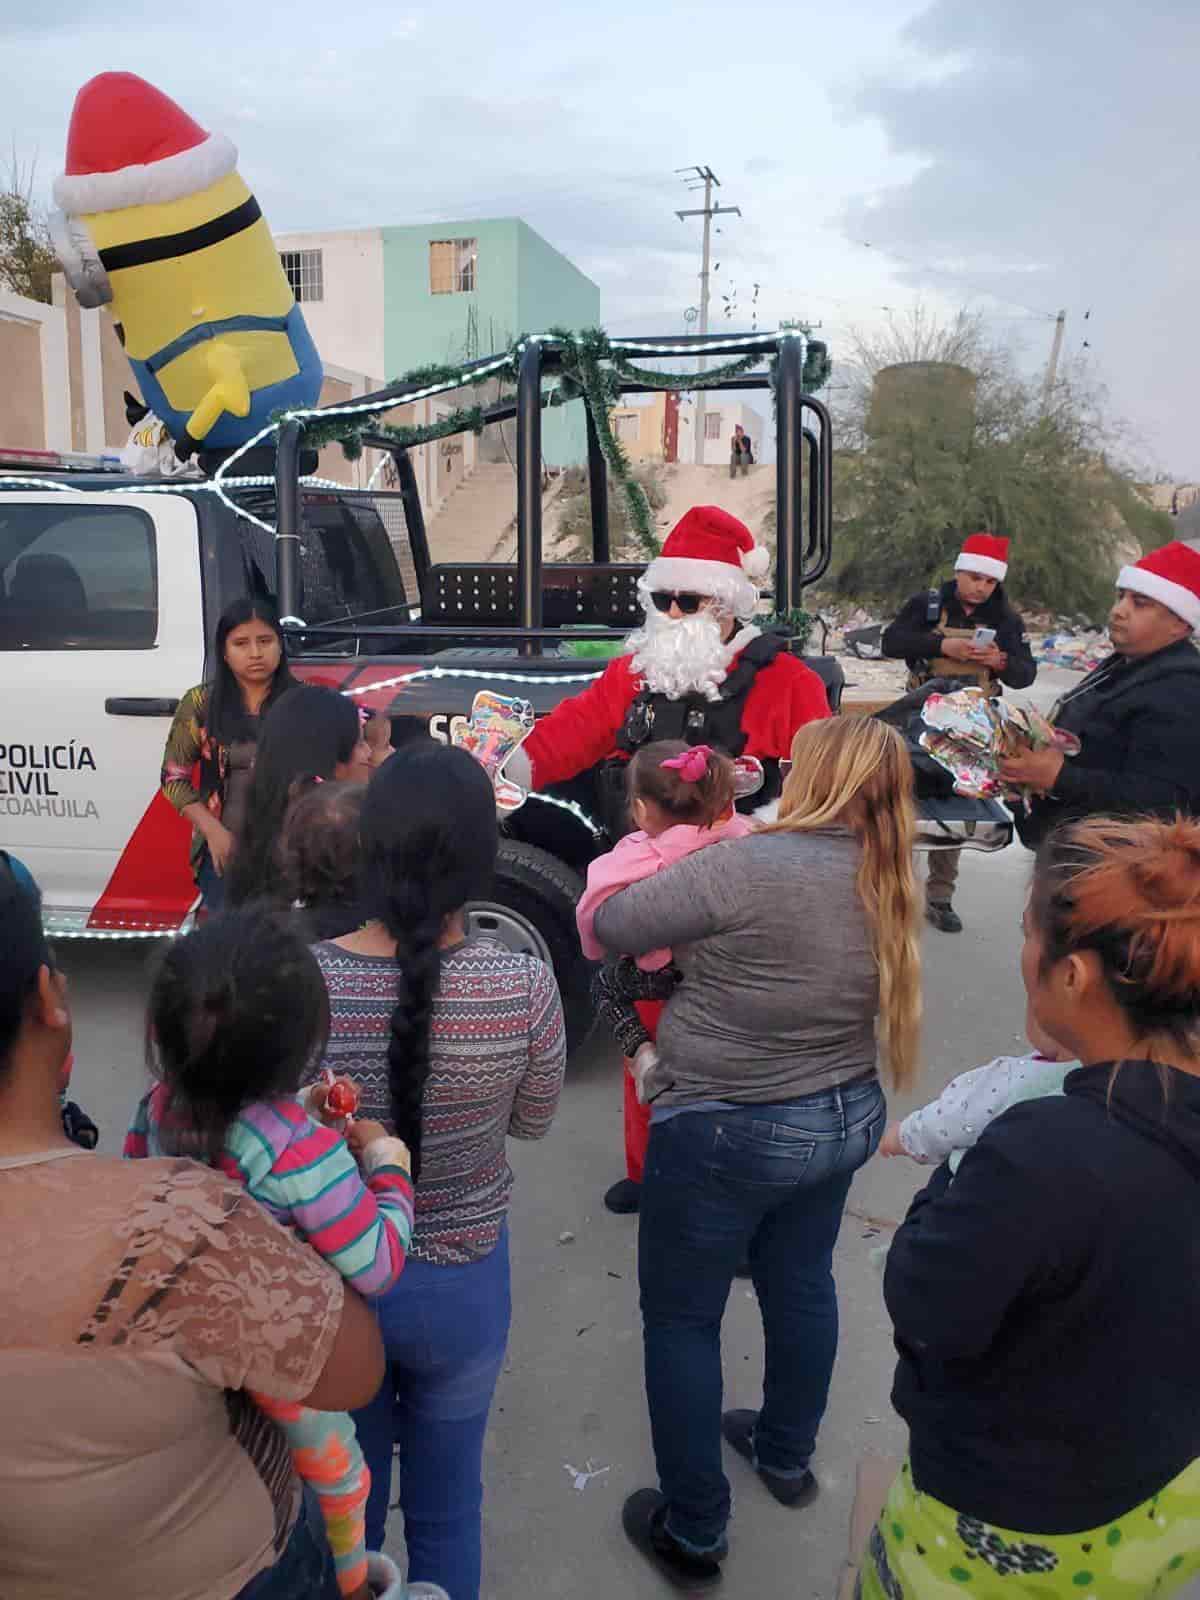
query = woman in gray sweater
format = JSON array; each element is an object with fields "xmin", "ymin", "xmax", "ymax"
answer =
[{"xmin": 594, "ymin": 717, "xmax": 922, "ymax": 1590}]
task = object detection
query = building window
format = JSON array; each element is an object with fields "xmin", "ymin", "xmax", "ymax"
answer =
[
  {"xmin": 704, "ymin": 413, "xmax": 722, "ymax": 440},
  {"xmin": 429, "ymin": 238, "xmax": 478, "ymax": 295},
  {"xmin": 280, "ymin": 249, "xmax": 324, "ymax": 303},
  {"xmin": 613, "ymin": 413, "xmax": 640, "ymax": 444}
]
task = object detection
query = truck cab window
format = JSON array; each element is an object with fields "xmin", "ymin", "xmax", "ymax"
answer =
[{"xmin": 0, "ymin": 505, "xmax": 158, "ymax": 651}]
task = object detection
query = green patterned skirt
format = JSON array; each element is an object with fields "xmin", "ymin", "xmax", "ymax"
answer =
[{"xmin": 858, "ymin": 1458, "xmax": 1200, "ymax": 1598}]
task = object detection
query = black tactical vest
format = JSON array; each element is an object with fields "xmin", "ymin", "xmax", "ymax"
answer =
[
  {"xmin": 615, "ymin": 631, "xmax": 788, "ymax": 757},
  {"xmin": 597, "ymin": 632, "xmax": 790, "ymax": 837}
]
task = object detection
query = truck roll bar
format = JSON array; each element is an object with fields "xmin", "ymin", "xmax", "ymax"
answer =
[{"xmin": 272, "ymin": 327, "xmax": 836, "ymax": 639}]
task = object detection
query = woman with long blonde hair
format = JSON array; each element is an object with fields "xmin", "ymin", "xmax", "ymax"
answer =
[
  {"xmin": 593, "ymin": 715, "xmax": 922, "ymax": 1590},
  {"xmin": 768, "ymin": 717, "xmax": 922, "ymax": 1092}
]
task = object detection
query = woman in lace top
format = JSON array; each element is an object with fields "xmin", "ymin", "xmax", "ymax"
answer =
[{"xmin": 0, "ymin": 855, "xmax": 384, "ymax": 1600}]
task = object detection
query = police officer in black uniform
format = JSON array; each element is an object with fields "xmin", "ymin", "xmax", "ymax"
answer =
[{"xmin": 882, "ymin": 532, "xmax": 1036, "ymax": 931}]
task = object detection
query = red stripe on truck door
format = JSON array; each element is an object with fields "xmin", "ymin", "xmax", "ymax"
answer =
[{"xmin": 86, "ymin": 791, "xmax": 198, "ymax": 932}]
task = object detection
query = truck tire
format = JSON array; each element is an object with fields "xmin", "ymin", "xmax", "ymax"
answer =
[{"xmin": 467, "ymin": 841, "xmax": 593, "ymax": 1054}]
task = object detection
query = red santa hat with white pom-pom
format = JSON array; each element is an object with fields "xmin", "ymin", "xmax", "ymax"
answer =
[
  {"xmin": 955, "ymin": 531, "xmax": 1009, "ymax": 582},
  {"xmin": 1116, "ymin": 540, "xmax": 1200, "ymax": 633},
  {"xmin": 640, "ymin": 505, "xmax": 771, "ymax": 622},
  {"xmin": 53, "ymin": 72, "xmax": 237, "ymax": 217}
]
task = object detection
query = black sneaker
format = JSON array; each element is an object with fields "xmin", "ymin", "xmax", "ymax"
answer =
[
  {"xmin": 721, "ymin": 1410, "xmax": 819, "ymax": 1509},
  {"xmin": 604, "ymin": 1178, "xmax": 642, "ymax": 1214},
  {"xmin": 926, "ymin": 901, "xmax": 963, "ymax": 934},
  {"xmin": 621, "ymin": 1489, "xmax": 724, "ymax": 1590}
]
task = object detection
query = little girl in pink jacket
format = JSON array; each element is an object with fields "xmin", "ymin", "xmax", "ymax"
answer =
[{"xmin": 577, "ymin": 741, "xmax": 752, "ymax": 1099}]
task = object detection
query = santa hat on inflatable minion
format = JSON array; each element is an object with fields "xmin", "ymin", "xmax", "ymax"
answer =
[
  {"xmin": 1116, "ymin": 540, "xmax": 1200, "ymax": 633},
  {"xmin": 640, "ymin": 506, "xmax": 771, "ymax": 621},
  {"xmin": 955, "ymin": 532, "xmax": 1009, "ymax": 582}
]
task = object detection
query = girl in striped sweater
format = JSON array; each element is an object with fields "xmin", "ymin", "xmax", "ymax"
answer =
[{"xmin": 126, "ymin": 908, "xmax": 441, "ymax": 1600}]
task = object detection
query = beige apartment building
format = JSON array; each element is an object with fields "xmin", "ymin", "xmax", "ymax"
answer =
[{"xmin": 1, "ymin": 282, "xmax": 406, "ymax": 493}]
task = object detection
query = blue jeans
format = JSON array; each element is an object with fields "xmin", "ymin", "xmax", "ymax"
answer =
[
  {"xmin": 235, "ymin": 1487, "xmax": 341, "ymax": 1600},
  {"xmin": 638, "ymin": 1076, "xmax": 886, "ymax": 1554},
  {"xmin": 195, "ymin": 847, "xmax": 225, "ymax": 912},
  {"xmin": 352, "ymin": 1227, "xmax": 511, "ymax": 1600}
]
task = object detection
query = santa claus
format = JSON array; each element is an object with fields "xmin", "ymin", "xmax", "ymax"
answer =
[{"xmin": 506, "ymin": 504, "xmax": 831, "ymax": 1212}]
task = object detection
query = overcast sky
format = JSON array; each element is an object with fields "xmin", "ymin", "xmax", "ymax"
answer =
[{"xmin": 4, "ymin": 0, "xmax": 1197, "ymax": 475}]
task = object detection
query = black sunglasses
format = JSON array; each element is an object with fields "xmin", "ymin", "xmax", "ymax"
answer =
[{"xmin": 650, "ymin": 591, "xmax": 707, "ymax": 616}]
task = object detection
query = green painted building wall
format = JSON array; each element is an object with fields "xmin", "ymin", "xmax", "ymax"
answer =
[{"xmin": 381, "ymin": 218, "xmax": 599, "ymax": 466}]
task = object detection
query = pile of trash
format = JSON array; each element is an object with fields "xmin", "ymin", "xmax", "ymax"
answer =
[
  {"xmin": 1032, "ymin": 630, "xmax": 1111, "ymax": 673},
  {"xmin": 811, "ymin": 599, "xmax": 1112, "ymax": 677}
]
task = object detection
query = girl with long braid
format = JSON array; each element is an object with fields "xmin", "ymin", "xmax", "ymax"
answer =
[{"xmin": 308, "ymin": 744, "xmax": 566, "ymax": 1600}]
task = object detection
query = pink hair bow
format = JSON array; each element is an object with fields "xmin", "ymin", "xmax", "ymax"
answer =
[{"xmin": 661, "ymin": 745, "xmax": 713, "ymax": 783}]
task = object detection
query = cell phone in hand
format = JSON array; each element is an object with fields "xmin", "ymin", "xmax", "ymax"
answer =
[{"xmin": 972, "ymin": 627, "xmax": 997, "ymax": 648}]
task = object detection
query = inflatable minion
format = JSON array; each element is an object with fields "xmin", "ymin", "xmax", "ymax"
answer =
[{"xmin": 51, "ymin": 72, "xmax": 323, "ymax": 457}]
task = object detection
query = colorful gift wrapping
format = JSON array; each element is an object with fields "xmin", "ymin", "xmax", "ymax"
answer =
[
  {"xmin": 920, "ymin": 687, "xmax": 1080, "ymax": 803},
  {"xmin": 451, "ymin": 690, "xmax": 536, "ymax": 813}
]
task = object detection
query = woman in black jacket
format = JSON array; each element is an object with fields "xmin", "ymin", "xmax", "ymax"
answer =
[{"xmin": 862, "ymin": 814, "xmax": 1200, "ymax": 1599}]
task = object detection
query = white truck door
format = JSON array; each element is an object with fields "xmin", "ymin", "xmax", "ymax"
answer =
[{"xmin": 0, "ymin": 491, "xmax": 205, "ymax": 933}]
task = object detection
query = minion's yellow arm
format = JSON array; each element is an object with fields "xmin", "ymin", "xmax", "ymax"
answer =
[{"xmin": 186, "ymin": 340, "xmax": 253, "ymax": 441}]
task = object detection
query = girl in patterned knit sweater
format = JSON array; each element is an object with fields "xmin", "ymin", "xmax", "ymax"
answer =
[
  {"xmin": 309, "ymin": 743, "xmax": 566, "ymax": 1600},
  {"xmin": 126, "ymin": 908, "xmax": 444, "ymax": 1600}
]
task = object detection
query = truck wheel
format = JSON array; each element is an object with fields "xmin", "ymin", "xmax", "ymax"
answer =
[{"xmin": 467, "ymin": 841, "xmax": 593, "ymax": 1053}]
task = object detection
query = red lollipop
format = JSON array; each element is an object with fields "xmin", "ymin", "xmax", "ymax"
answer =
[{"xmin": 326, "ymin": 1079, "xmax": 360, "ymax": 1117}]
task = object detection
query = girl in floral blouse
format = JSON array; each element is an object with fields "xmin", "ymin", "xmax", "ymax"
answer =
[{"xmin": 160, "ymin": 597, "xmax": 296, "ymax": 909}]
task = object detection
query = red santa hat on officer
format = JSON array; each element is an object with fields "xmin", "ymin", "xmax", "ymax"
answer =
[
  {"xmin": 640, "ymin": 505, "xmax": 771, "ymax": 622},
  {"xmin": 1117, "ymin": 541, "xmax": 1200, "ymax": 634},
  {"xmin": 53, "ymin": 72, "xmax": 237, "ymax": 217},
  {"xmin": 955, "ymin": 532, "xmax": 1009, "ymax": 582}
]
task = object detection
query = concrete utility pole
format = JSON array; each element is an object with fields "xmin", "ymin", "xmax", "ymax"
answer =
[
  {"xmin": 677, "ymin": 166, "xmax": 741, "ymax": 464},
  {"xmin": 1041, "ymin": 308, "xmax": 1066, "ymax": 412}
]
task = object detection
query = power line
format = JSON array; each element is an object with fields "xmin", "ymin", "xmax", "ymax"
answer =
[
  {"xmin": 676, "ymin": 165, "xmax": 741, "ymax": 464},
  {"xmin": 847, "ymin": 237, "xmax": 1058, "ymax": 321}
]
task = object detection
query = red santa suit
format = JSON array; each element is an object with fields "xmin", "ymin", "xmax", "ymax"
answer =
[
  {"xmin": 521, "ymin": 506, "xmax": 831, "ymax": 1190},
  {"xmin": 523, "ymin": 642, "xmax": 829, "ymax": 792}
]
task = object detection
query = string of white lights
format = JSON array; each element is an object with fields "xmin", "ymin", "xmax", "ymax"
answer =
[
  {"xmin": 0, "ymin": 476, "xmax": 85, "ymax": 494},
  {"xmin": 609, "ymin": 331, "xmax": 786, "ymax": 359},
  {"xmin": 525, "ymin": 791, "xmax": 603, "ymax": 837},
  {"xmin": 344, "ymin": 661, "xmax": 605, "ymax": 698}
]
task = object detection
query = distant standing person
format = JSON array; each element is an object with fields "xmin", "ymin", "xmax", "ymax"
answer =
[
  {"xmin": 730, "ymin": 424, "xmax": 748, "ymax": 479},
  {"xmin": 882, "ymin": 533, "xmax": 1036, "ymax": 933},
  {"xmin": 161, "ymin": 598, "xmax": 297, "ymax": 912}
]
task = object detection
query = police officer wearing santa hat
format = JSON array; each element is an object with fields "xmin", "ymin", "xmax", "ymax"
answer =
[
  {"xmin": 882, "ymin": 532, "xmax": 1037, "ymax": 932},
  {"xmin": 1001, "ymin": 540, "xmax": 1200, "ymax": 846}
]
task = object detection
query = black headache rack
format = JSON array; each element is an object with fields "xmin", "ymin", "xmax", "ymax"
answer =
[{"xmin": 271, "ymin": 331, "xmax": 831, "ymax": 654}]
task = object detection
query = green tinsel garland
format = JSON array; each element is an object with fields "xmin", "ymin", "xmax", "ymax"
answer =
[
  {"xmin": 802, "ymin": 341, "xmax": 832, "ymax": 393},
  {"xmin": 301, "ymin": 404, "xmax": 486, "ymax": 461},
  {"xmin": 548, "ymin": 328, "xmax": 657, "ymax": 558},
  {"xmin": 545, "ymin": 327, "xmax": 777, "ymax": 556},
  {"xmin": 270, "ymin": 327, "xmax": 829, "ymax": 549}
]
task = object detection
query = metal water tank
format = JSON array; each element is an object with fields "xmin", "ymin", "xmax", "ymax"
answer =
[{"xmin": 867, "ymin": 362, "xmax": 978, "ymax": 448}]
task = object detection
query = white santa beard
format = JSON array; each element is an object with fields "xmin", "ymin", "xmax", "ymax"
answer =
[{"xmin": 626, "ymin": 608, "xmax": 732, "ymax": 702}]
